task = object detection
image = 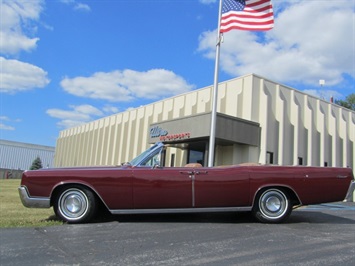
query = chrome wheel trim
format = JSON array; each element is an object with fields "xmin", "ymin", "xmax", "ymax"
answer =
[
  {"xmin": 259, "ymin": 189, "xmax": 288, "ymax": 220},
  {"xmin": 58, "ymin": 189, "xmax": 89, "ymax": 221}
]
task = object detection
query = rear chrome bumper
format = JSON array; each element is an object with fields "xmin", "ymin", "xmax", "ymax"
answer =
[
  {"xmin": 18, "ymin": 186, "xmax": 50, "ymax": 208},
  {"xmin": 344, "ymin": 181, "xmax": 355, "ymax": 202}
]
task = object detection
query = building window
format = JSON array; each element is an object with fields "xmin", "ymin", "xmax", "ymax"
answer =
[
  {"xmin": 298, "ymin": 157, "xmax": 303, "ymax": 165},
  {"xmin": 170, "ymin": 154, "xmax": 175, "ymax": 167},
  {"xmin": 188, "ymin": 141, "xmax": 206, "ymax": 166},
  {"xmin": 266, "ymin": 152, "xmax": 274, "ymax": 164}
]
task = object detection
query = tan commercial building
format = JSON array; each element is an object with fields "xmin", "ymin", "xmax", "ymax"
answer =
[{"xmin": 54, "ymin": 74, "xmax": 354, "ymax": 198}]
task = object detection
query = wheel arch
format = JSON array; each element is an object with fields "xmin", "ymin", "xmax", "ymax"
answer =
[
  {"xmin": 50, "ymin": 182, "xmax": 108, "ymax": 211},
  {"xmin": 252, "ymin": 185, "xmax": 302, "ymax": 208}
]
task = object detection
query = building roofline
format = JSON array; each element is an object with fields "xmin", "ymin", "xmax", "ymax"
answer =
[
  {"xmin": 0, "ymin": 139, "xmax": 55, "ymax": 151},
  {"xmin": 60, "ymin": 74, "xmax": 355, "ymax": 132}
]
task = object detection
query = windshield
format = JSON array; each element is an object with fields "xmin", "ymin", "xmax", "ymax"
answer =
[{"xmin": 129, "ymin": 142, "xmax": 164, "ymax": 166}]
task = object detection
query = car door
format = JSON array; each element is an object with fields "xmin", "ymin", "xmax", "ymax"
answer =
[
  {"xmin": 194, "ymin": 166, "xmax": 250, "ymax": 207},
  {"xmin": 132, "ymin": 167, "xmax": 192, "ymax": 209}
]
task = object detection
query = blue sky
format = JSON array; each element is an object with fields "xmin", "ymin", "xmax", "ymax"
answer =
[{"xmin": 1, "ymin": 0, "xmax": 354, "ymax": 147}]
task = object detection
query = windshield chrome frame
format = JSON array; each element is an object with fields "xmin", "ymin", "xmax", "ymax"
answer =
[{"xmin": 129, "ymin": 142, "xmax": 165, "ymax": 167}]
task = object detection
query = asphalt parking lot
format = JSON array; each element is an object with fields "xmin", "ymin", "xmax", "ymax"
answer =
[{"xmin": 1, "ymin": 202, "xmax": 354, "ymax": 266}]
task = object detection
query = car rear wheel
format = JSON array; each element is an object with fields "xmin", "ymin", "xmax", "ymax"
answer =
[
  {"xmin": 252, "ymin": 188, "xmax": 292, "ymax": 223},
  {"xmin": 54, "ymin": 186, "xmax": 97, "ymax": 223}
]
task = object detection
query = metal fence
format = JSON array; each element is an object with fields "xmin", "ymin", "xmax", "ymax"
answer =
[{"xmin": 0, "ymin": 168, "xmax": 24, "ymax": 179}]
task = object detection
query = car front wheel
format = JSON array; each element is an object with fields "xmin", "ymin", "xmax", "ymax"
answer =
[
  {"xmin": 54, "ymin": 186, "xmax": 97, "ymax": 223},
  {"xmin": 252, "ymin": 188, "xmax": 292, "ymax": 223}
]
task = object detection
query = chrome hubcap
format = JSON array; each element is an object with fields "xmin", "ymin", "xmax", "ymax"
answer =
[
  {"xmin": 65, "ymin": 195, "xmax": 82, "ymax": 213},
  {"xmin": 59, "ymin": 189, "xmax": 88, "ymax": 220},
  {"xmin": 265, "ymin": 196, "xmax": 281, "ymax": 212},
  {"xmin": 259, "ymin": 190, "xmax": 287, "ymax": 219}
]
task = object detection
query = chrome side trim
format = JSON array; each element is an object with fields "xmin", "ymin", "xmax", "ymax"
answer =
[
  {"xmin": 344, "ymin": 181, "xmax": 355, "ymax": 202},
  {"xmin": 109, "ymin": 206, "xmax": 252, "ymax": 215},
  {"xmin": 18, "ymin": 186, "xmax": 50, "ymax": 208},
  {"xmin": 191, "ymin": 174, "xmax": 195, "ymax": 207},
  {"xmin": 337, "ymin": 175, "xmax": 347, "ymax": 179}
]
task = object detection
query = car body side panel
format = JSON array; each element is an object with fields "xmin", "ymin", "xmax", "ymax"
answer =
[
  {"xmin": 132, "ymin": 167, "xmax": 192, "ymax": 209},
  {"xmin": 248, "ymin": 166, "xmax": 353, "ymax": 205},
  {"xmin": 194, "ymin": 167, "xmax": 250, "ymax": 207},
  {"xmin": 21, "ymin": 167, "xmax": 133, "ymax": 209},
  {"xmin": 292, "ymin": 167, "xmax": 353, "ymax": 204},
  {"xmin": 249, "ymin": 166, "xmax": 297, "ymax": 203}
]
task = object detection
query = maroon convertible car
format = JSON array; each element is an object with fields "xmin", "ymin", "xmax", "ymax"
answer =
[{"xmin": 19, "ymin": 142, "xmax": 354, "ymax": 223}]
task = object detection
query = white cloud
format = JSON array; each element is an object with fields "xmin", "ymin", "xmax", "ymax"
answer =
[
  {"xmin": 0, "ymin": 1, "xmax": 50, "ymax": 94},
  {"xmin": 46, "ymin": 104, "xmax": 118, "ymax": 129},
  {"xmin": 0, "ymin": 32, "xmax": 39, "ymax": 55},
  {"xmin": 0, "ymin": 123, "xmax": 15, "ymax": 131},
  {"xmin": 47, "ymin": 105, "xmax": 101, "ymax": 121},
  {"xmin": 60, "ymin": 69, "xmax": 195, "ymax": 102},
  {"xmin": 0, "ymin": 116, "xmax": 10, "ymax": 121},
  {"xmin": 0, "ymin": 0, "xmax": 44, "ymax": 55},
  {"xmin": 198, "ymin": 1, "xmax": 355, "ymax": 87},
  {"xmin": 0, "ymin": 57, "xmax": 50, "ymax": 93},
  {"xmin": 302, "ymin": 89, "xmax": 342, "ymax": 102},
  {"xmin": 0, "ymin": 116, "xmax": 21, "ymax": 131},
  {"xmin": 60, "ymin": 0, "xmax": 91, "ymax": 12},
  {"xmin": 74, "ymin": 3, "xmax": 91, "ymax": 12},
  {"xmin": 102, "ymin": 105, "xmax": 119, "ymax": 114}
]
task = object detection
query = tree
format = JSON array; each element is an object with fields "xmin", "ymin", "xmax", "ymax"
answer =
[
  {"xmin": 30, "ymin": 156, "xmax": 43, "ymax": 170},
  {"xmin": 335, "ymin": 93, "xmax": 355, "ymax": 111}
]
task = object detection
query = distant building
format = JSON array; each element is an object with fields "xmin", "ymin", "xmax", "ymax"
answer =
[{"xmin": 0, "ymin": 139, "xmax": 55, "ymax": 171}]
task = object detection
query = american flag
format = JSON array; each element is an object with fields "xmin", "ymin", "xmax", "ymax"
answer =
[{"xmin": 220, "ymin": 0, "xmax": 274, "ymax": 32}]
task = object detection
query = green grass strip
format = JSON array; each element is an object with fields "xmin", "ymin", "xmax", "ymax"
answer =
[{"xmin": 0, "ymin": 179, "xmax": 62, "ymax": 228}]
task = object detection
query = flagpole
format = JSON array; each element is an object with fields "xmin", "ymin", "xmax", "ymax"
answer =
[{"xmin": 207, "ymin": 0, "xmax": 223, "ymax": 167}]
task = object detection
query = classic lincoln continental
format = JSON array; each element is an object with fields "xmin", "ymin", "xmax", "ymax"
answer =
[{"xmin": 19, "ymin": 142, "xmax": 354, "ymax": 224}]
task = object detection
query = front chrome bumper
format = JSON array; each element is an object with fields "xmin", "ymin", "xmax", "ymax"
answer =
[
  {"xmin": 18, "ymin": 186, "xmax": 50, "ymax": 208},
  {"xmin": 344, "ymin": 181, "xmax": 355, "ymax": 202}
]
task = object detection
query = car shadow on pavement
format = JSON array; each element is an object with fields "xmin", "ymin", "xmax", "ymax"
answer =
[
  {"xmin": 92, "ymin": 211, "xmax": 256, "ymax": 224},
  {"xmin": 88, "ymin": 208, "xmax": 355, "ymax": 225}
]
